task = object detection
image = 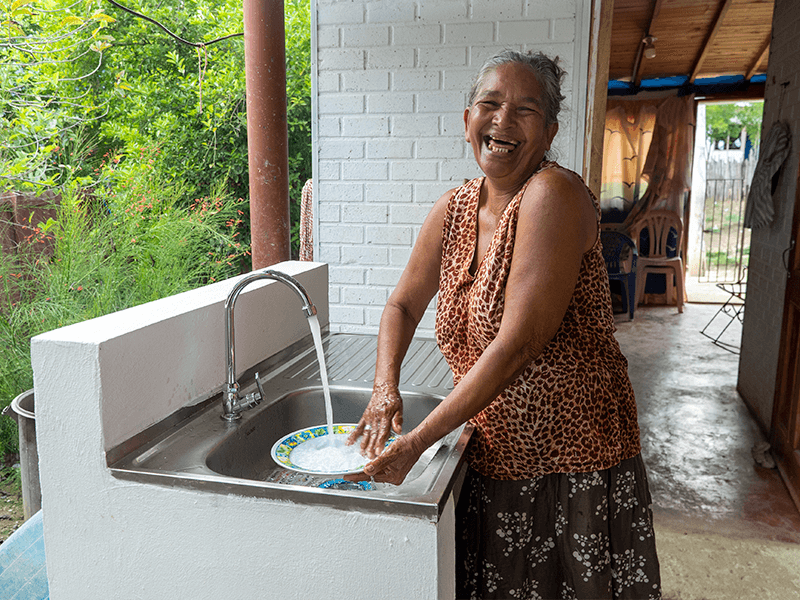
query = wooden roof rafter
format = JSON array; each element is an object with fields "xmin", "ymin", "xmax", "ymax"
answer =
[
  {"xmin": 632, "ymin": 0, "xmax": 667, "ymax": 86},
  {"xmin": 745, "ymin": 34, "xmax": 771, "ymax": 81},
  {"xmin": 608, "ymin": 0, "xmax": 773, "ymax": 96},
  {"xmin": 689, "ymin": 0, "xmax": 734, "ymax": 83}
]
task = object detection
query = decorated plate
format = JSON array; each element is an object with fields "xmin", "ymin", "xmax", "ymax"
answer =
[{"xmin": 270, "ymin": 423, "xmax": 398, "ymax": 476}]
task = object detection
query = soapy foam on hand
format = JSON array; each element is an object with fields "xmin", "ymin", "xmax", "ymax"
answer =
[{"xmin": 289, "ymin": 433, "xmax": 368, "ymax": 472}]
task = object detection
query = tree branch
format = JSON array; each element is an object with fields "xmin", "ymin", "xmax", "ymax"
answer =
[{"xmin": 104, "ymin": 0, "xmax": 243, "ymax": 48}]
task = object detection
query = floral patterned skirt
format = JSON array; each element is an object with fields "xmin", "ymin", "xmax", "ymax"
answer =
[{"xmin": 455, "ymin": 454, "xmax": 662, "ymax": 600}]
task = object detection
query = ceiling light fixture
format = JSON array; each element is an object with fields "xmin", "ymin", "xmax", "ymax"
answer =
[{"xmin": 643, "ymin": 35, "xmax": 657, "ymax": 59}]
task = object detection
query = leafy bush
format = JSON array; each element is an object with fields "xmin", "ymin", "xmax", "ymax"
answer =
[
  {"xmin": 0, "ymin": 149, "xmax": 249, "ymax": 458},
  {"xmin": 0, "ymin": 0, "xmax": 313, "ymax": 459},
  {"xmin": 706, "ymin": 101, "xmax": 764, "ymax": 151},
  {"xmin": 2, "ymin": 0, "xmax": 312, "ymax": 257}
]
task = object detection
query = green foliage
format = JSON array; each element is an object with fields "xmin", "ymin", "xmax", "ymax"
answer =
[
  {"xmin": 97, "ymin": 0, "xmax": 249, "ymax": 200},
  {"xmin": 0, "ymin": 465, "xmax": 21, "ymax": 494},
  {"xmin": 0, "ymin": 0, "xmax": 116, "ymax": 191},
  {"xmin": 0, "ymin": 148, "xmax": 249, "ymax": 458},
  {"xmin": 1, "ymin": 0, "xmax": 312, "ymax": 256},
  {"xmin": 0, "ymin": 1, "xmax": 313, "ymax": 457},
  {"xmin": 706, "ymin": 101, "xmax": 764, "ymax": 150},
  {"xmin": 705, "ymin": 250, "xmax": 730, "ymax": 266},
  {"xmin": 286, "ymin": 0, "xmax": 312, "ymax": 252}
]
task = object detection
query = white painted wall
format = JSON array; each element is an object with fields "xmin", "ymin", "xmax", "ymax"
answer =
[
  {"xmin": 688, "ymin": 103, "xmax": 707, "ymax": 278},
  {"xmin": 312, "ymin": 0, "xmax": 592, "ymax": 336},
  {"xmin": 32, "ymin": 261, "xmax": 455, "ymax": 599}
]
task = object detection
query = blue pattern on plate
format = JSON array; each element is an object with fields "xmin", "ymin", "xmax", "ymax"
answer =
[{"xmin": 272, "ymin": 424, "xmax": 397, "ymax": 475}]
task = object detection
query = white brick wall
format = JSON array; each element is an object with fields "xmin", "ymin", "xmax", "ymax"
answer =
[
  {"xmin": 313, "ymin": 0, "xmax": 591, "ymax": 335},
  {"xmin": 737, "ymin": 0, "xmax": 800, "ymax": 430}
]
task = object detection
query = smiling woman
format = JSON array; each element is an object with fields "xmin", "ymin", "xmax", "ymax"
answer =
[
  {"xmin": 464, "ymin": 63, "xmax": 560, "ymax": 191},
  {"xmin": 464, "ymin": 63, "xmax": 559, "ymax": 193},
  {"xmin": 346, "ymin": 49, "xmax": 662, "ymax": 600}
]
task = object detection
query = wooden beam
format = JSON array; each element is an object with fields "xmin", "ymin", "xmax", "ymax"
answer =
[
  {"xmin": 583, "ymin": 0, "xmax": 614, "ymax": 197},
  {"xmin": 690, "ymin": 0, "xmax": 734, "ymax": 83},
  {"xmin": 648, "ymin": 0, "xmax": 667, "ymax": 31},
  {"xmin": 633, "ymin": 0, "xmax": 666, "ymax": 86},
  {"xmin": 746, "ymin": 34, "xmax": 771, "ymax": 81},
  {"xmin": 696, "ymin": 83, "xmax": 766, "ymax": 102}
]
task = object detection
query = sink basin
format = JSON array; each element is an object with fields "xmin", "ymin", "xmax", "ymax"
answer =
[
  {"xmin": 206, "ymin": 385, "xmax": 441, "ymax": 481},
  {"xmin": 108, "ymin": 333, "xmax": 472, "ymax": 519}
]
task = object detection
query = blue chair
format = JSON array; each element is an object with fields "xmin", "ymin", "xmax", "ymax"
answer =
[{"xmin": 600, "ymin": 231, "xmax": 638, "ymax": 320}]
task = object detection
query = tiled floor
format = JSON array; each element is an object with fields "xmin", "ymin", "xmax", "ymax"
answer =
[{"xmin": 614, "ymin": 302, "xmax": 800, "ymax": 544}]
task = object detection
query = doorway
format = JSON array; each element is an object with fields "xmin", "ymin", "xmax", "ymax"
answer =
[{"xmin": 687, "ymin": 100, "xmax": 762, "ymax": 303}]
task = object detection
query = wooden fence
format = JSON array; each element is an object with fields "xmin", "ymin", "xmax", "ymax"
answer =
[{"xmin": 0, "ymin": 191, "xmax": 61, "ymax": 259}]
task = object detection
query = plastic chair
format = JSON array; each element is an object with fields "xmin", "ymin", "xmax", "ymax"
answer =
[
  {"xmin": 600, "ymin": 231, "xmax": 638, "ymax": 320},
  {"xmin": 630, "ymin": 210, "xmax": 685, "ymax": 313}
]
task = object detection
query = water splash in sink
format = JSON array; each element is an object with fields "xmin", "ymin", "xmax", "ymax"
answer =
[{"xmin": 289, "ymin": 433, "xmax": 366, "ymax": 472}]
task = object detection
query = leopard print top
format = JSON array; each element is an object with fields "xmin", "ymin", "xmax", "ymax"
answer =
[{"xmin": 435, "ymin": 162, "xmax": 641, "ymax": 480}]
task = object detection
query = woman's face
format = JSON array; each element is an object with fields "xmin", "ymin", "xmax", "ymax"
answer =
[{"xmin": 464, "ymin": 63, "xmax": 559, "ymax": 189}]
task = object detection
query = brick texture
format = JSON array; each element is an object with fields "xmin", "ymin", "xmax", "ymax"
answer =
[{"xmin": 315, "ymin": 0, "xmax": 586, "ymax": 335}]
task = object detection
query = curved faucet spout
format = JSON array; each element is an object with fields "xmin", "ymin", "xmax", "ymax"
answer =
[{"xmin": 223, "ymin": 269, "xmax": 317, "ymax": 421}]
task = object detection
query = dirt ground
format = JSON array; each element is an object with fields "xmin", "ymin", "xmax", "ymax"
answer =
[{"xmin": 0, "ymin": 471, "xmax": 25, "ymax": 544}]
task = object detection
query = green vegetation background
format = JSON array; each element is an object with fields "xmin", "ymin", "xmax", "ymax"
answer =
[{"xmin": 0, "ymin": 0, "xmax": 311, "ymax": 462}]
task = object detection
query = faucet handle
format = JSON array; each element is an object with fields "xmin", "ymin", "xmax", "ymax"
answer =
[
  {"xmin": 254, "ymin": 372, "xmax": 267, "ymax": 404},
  {"xmin": 236, "ymin": 372, "xmax": 267, "ymax": 413}
]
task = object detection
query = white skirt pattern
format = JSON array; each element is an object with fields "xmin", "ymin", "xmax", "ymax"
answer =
[{"xmin": 455, "ymin": 454, "xmax": 662, "ymax": 600}]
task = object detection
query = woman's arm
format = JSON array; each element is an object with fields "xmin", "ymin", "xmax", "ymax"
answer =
[
  {"xmin": 348, "ymin": 187, "xmax": 455, "ymax": 457},
  {"xmin": 359, "ymin": 169, "xmax": 597, "ymax": 483}
]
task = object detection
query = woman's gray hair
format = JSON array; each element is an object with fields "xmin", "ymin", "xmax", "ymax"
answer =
[{"xmin": 467, "ymin": 50, "xmax": 567, "ymax": 127}]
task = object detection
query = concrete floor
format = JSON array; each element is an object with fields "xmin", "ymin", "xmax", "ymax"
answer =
[
  {"xmin": 615, "ymin": 302, "xmax": 800, "ymax": 541},
  {"xmin": 614, "ymin": 302, "xmax": 800, "ymax": 599}
]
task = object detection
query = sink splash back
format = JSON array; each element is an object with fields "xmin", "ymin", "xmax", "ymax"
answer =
[{"xmin": 280, "ymin": 334, "xmax": 454, "ymax": 391}]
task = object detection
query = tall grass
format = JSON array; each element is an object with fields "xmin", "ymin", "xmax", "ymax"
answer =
[{"xmin": 0, "ymin": 148, "xmax": 250, "ymax": 459}]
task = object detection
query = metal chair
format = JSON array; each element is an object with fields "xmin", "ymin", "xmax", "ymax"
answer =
[
  {"xmin": 700, "ymin": 268, "xmax": 747, "ymax": 353},
  {"xmin": 630, "ymin": 210, "xmax": 685, "ymax": 313},
  {"xmin": 600, "ymin": 230, "xmax": 638, "ymax": 320}
]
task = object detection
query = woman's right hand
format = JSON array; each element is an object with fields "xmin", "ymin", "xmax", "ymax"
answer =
[{"xmin": 346, "ymin": 382, "xmax": 403, "ymax": 459}]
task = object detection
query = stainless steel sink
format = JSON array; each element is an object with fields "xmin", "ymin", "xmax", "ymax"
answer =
[
  {"xmin": 206, "ymin": 386, "xmax": 441, "ymax": 482},
  {"xmin": 108, "ymin": 333, "xmax": 472, "ymax": 520}
]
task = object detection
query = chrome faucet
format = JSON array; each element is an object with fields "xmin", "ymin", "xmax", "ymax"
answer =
[{"xmin": 222, "ymin": 269, "xmax": 317, "ymax": 421}]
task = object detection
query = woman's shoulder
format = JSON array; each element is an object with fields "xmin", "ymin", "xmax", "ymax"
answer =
[
  {"xmin": 523, "ymin": 162, "xmax": 592, "ymax": 207},
  {"xmin": 530, "ymin": 161, "xmax": 586, "ymax": 188},
  {"xmin": 520, "ymin": 162, "xmax": 598, "ymax": 251}
]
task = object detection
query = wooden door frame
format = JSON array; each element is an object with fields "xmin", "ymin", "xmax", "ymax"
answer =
[
  {"xmin": 771, "ymin": 156, "xmax": 800, "ymax": 513},
  {"xmin": 583, "ymin": 0, "xmax": 614, "ymax": 198}
]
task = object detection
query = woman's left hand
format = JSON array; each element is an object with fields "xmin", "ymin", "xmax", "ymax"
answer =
[{"xmin": 345, "ymin": 432, "xmax": 426, "ymax": 486}]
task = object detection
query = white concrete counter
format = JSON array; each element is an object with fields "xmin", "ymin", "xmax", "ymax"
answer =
[{"xmin": 31, "ymin": 261, "xmax": 456, "ymax": 599}]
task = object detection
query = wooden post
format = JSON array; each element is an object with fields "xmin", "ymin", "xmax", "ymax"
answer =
[{"xmin": 583, "ymin": 0, "xmax": 614, "ymax": 199}]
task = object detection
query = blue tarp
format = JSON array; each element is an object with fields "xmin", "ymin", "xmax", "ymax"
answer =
[
  {"xmin": 609, "ymin": 73, "xmax": 767, "ymax": 96},
  {"xmin": 0, "ymin": 511, "xmax": 48, "ymax": 600}
]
